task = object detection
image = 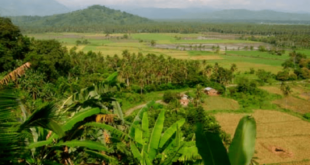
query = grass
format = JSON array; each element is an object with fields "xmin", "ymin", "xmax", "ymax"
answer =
[
  {"xmin": 121, "ymin": 88, "xmax": 193, "ymax": 112},
  {"xmin": 226, "ymin": 51, "xmax": 289, "ymax": 61},
  {"xmin": 202, "ymin": 96, "xmax": 240, "ymax": 111},
  {"xmin": 273, "ymin": 96, "xmax": 310, "ymax": 114},
  {"xmin": 214, "ymin": 110, "xmax": 310, "ymax": 165}
]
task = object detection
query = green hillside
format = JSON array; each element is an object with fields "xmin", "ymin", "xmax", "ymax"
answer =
[{"xmin": 10, "ymin": 5, "xmax": 152, "ymax": 29}]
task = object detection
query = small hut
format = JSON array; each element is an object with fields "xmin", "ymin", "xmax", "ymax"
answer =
[
  {"xmin": 180, "ymin": 94, "xmax": 189, "ymax": 106},
  {"xmin": 204, "ymin": 87, "xmax": 219, "ymax": 96}
]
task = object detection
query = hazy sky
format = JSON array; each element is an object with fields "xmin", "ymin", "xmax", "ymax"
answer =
[{"xmin": 56, "ymin": 0, "xmax": 309, "ymax": 12}]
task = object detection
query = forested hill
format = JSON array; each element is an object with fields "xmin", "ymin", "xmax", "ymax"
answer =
[
  {"xmin": 0, "ymin": 0, "xmax": 69, "ymax": 16},
  {"xmin": 10, "ymin": 5, "xmax": 152, "ymax": 30}
]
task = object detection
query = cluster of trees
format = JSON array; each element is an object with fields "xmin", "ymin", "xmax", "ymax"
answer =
[
  {"xmin": 258, "ymin": 45, "xmax": 285, "ymax": 56},
  {"xmin": 277, "ymin": 51, "xmax": 310, "ymax": 80},
  {"xmin": 76, "ymin": 39, "xmax": 90, "ymax": 46},
  {"xmin": 229, "ymin": 77, "xmax": 280, "ymax": 109}
]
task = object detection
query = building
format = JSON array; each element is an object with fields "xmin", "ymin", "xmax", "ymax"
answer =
[
  {"xmin": 180, "ymin": 94, "xmax": 190, "ymax": 106},
  {"xmin": 204, "ymin": 87, "xmax": 219, "ymax": 96}
]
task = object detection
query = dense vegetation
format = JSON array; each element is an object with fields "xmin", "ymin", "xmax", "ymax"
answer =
[{"xmin": 0, "ymin": 12, "xmax": 309, "ymax": 164}]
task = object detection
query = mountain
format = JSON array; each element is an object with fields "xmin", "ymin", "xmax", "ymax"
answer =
[
  {"xmin": 182, "ymin": 9, "xmax": 310, "ymax": 21},
  {"xmin": 108, "ymin": 7, "xmax": 216, "ymax": 19},
  {"xmin": 10, "ymin": 5, "xmax": 152, "ymax": 28},
  {"xmin": 109, "ymin": 6, "xmax": 310, "ymax": 22},
  {"xmin": 0, "ymin": 0, "xmax": 70, "ymax": 16}
]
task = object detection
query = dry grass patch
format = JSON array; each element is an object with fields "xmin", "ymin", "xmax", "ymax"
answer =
[
  {"xmin": 261, "ymin": 84, "xmax": 310, "ymax": 101},
  {"xmin": 260, "ymin": 86, "xmax": 284, "ymax": 96},
  {"xmin": 215, "ymin": 110, "xmax": 310, "ymax": 164},
  {"xmin": 202, "ymin": 96, "xmax": 239, "ymax": 111},
  {"xmin": 230, "ymin": 62, "xmax": 282, "ymax": 73},
  {"xmin": 273, "ymin": 96, "xmax": 310, "ymax": 114}
]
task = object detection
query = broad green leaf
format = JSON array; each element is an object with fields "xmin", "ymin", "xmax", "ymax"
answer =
[
  {"xmin": 161, "ymin": 144, "xmax": 185, "ymax": 165},
  {"xmin": 105, "ymin": 72, "xmax": 118, "ymax": 83},
  {"xmin": 130, "ymin": 142, "xmax": 143, "ymax": 161},
  {"xmin": 112, "ymin": 101, "xmax": 124, "ymax": 124},
  {"xmin": 228, "ymin": 116, "xmax": 257, "ymax": 165},
  {"xmin": 56, "ymin": 140, "xmax": 110, "ymax": 151},
  {"xmin": 142, "ymin": 112, "xmax": 149, "ymax": 141},
  {"xmin": 28, "ymin": 140, "xmax": 54, "ymax": 149},
  {"xmin": 45, "ymin": 120, "xmax": 65, "ymax": 138},
  {"xmin": 85, "ymin": 149, "xmax": 118, "ymax": 164},
  {"xmin": 84, "ymin": 122, "xmax": 130, "ymax": 140},
  {"xmin": 135, "ymin": 127, "xmax": 144, "ymax": 145},
  {"xmin": 148, "ymin": 110, "xmax": 165, "ymax": 160},
  {"xmin": 195, "ymin": 123, "xmax": 231, "ymax": 165},
  {"xmin": 62, "ymin": 108, "xmax": 100, "ymax": 132},
  {"xmin": 159, "ymin": 118, "xmax": 185, "ymax": 148},
  {"xmin": 129, "ymin": 101, "xmax": 155, "ymax": 138}
]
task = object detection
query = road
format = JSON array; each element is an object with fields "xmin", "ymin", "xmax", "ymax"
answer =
[{"xmin": 125, "ymin": 100, "xmax": 167, "ymax": 116}]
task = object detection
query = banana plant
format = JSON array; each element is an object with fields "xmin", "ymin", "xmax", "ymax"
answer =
[
  {"xmin": 196, "ymin": 116, "xmax": 257, "ymax": 165},
  {"xmin": 18, "ymin": 73, "xmax": 129, "ymax": 164},
  {"xmin": 130, "ymin": 105, "xmax": 187, "ymax": 165}
]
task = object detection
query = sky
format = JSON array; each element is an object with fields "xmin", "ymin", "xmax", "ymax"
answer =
[{"xmin": 56, "ymin": 0, "xmax": 310, "ymax": 12}]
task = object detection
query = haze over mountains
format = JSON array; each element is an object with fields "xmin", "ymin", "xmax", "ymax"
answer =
[
  {"xmin": 0, "ymin": 0, "xmax": 70, "ymax": 16},
  {"xmin": 1, "ymin": 0, "xmax": 310, "ymax": 23}
]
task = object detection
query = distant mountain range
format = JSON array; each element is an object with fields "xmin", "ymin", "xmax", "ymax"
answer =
[
  {"xmin": 116, "ymin": 7, "xmax": 310, "ymax": 21},
  {"xmin": 10, "ymin": 5, "xmax": 152, "ymax": 28},
  {"xmin": 0, "ymin": 0, "xmax": 70, "ymax": 16},
  {"xmin": 110, "ymin": 6, "xmax": 216, "ymax": 19},
  {"xmin": 2, "ymin": 0, "xmax": 310, "ymax": 24},
  {"xmin": 188, "ymin": 9, "xmax": 310, "ymax": 21}
]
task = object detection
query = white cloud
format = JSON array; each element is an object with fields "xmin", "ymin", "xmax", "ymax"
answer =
[{"xmin": 55, "ymin": 0, "xmax": 309, "ymax": 12}]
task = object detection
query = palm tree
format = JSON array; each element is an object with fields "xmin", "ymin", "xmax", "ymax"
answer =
[{"xmin": 0, "ymin": 62, "xmax": 31, "ymax": 86}]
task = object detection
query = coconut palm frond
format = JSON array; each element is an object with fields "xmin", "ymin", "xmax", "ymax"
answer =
[
  {"xmin": 0, "ymin": 89, "xmax": 25, "ymax": 163},
  {"xmin": 19, "ymin": 103, "xmax": 65, "ymax": 137},
  {"xmin": 0, "ymin": 62, "xmax": 31, "ymax": 85}
]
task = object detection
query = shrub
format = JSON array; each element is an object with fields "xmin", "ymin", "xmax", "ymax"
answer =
[
  {"xmin": 163, "ymin": 91, "xmax": 180, "ymax": 103},
  {"xmin": 303, "ymin": 113, "xmax": 310, "ymax": 120}
]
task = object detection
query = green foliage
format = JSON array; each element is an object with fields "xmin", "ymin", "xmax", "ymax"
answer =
[
  {"xmin": 280, "ymin": 82, "xmax": 292, "ymax": 96},
  {"xmin": 229, "ymin": 77, "xmax": 280, "ymax": 109},
  {"xmin": 56, "ymin": 140, "xmax": 111, "ymax": 151},
  {"xmin": 303, "ymin": 113, "xmax": 310, "ymax": 120},
  {"xmin": 196, "ymin": 116, "xmax": 257, "ymax": 165},
  {"xmin": 163, "ymin": 91, "xmax": 180, "ymax": 103},
  {"xmin": 256, "ymin": 69, "xmax": 274, "ymax": 85},
  {"xmin": 0, "ymin": 17, "xmax": 30, "ymax": 72},
  {"xmin": 0, "ymin": 89, "xmax": 26, "ymax": 164},
  {"xmin": 18, "ymin": 103, "xmax": 65, "ymax": 137},
  {"xmin": 228, "ymin": 116, "xmax": 257, "ymax": 165},
  {"xmin": 24, "ymin": 39, "xmax": 72, "ymax": 81},
  {"xmin": 195, "ymin": 123, "xmax": 231, "ymax": 165},
  {"xmin": 62, "ymin": 108, "xmax": 100, "ymax": 132},
  {"xmin": 85, "ymin": 122, "xmax": 130, "ymax": 140}
]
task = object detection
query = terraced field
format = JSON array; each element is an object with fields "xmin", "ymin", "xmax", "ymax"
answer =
[
  {"xmin": 26, "ymin": 32, "xmax": 297, "ymax": 73},
  {"xmin": 215, "ymin": 110, "xmax": 310, "ymax": 165}
]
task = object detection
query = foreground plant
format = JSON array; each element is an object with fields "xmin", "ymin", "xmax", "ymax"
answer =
[{"xmin": 196, "ymin": 116, "xmax": 257, "ymax": 165}]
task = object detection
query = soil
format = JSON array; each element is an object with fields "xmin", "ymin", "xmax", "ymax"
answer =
[{"xmin": 261, "ymin": 143, "xmax": 294, "ymax": 159}]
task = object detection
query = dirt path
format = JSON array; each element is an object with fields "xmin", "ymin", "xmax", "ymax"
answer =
[{"xmin": 125, "ymin": 100, "xmax": 167, "ymax": 116}]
